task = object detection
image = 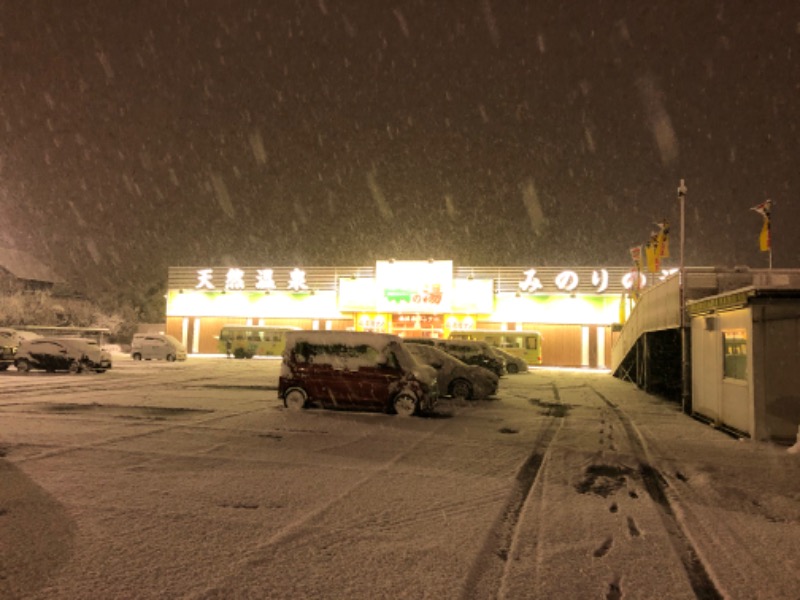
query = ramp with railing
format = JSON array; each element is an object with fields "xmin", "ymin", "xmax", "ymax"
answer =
[{"xmin": 610, "ymin": 268, "xmax": 724, "ymax": 399}]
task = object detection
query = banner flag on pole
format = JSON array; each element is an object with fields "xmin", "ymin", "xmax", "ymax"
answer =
[
  {"xmin": 750, "ymin": 199, "xmax": 772, "ymax": 252},
  {"xmin": 645, "ymin": 233, "xmax": 660, "ymax": 273},
  {"xmin": 655, "ymin": 220, "xmax": 670, "ymax": 258}
]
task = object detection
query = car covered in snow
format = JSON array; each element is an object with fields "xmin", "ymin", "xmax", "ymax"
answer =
[
  {"xmin": 14, "ymin": 337, "xmax": 112, "ymax": 374},
  {"xmin": 406, "ymin": 343, "xmax": 498, "ymax": 400},
  {"xmin": 131, "ymin": 333, "xmax": 187, "ymax": 361},
  {"xmin": 0, "ymin": 328, "xmax": 41, "ymax": 371},
  {"xmin": 278, "ymin": 331, "xmax": 438, "ymax": 417},
  {"xmin": 403, "ymin": 338, "xmax": 505, "ymax": 378},
  {"xmin": 491, "ymin": 347, "xmax": 528, "ymax": 374}
]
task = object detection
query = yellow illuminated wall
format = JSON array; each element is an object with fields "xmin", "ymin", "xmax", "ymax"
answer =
[
  {"xmin": 490, "ymin": 293, "xmax": 621, "ymax": 326},
  {"xmin": 167, "ymin": 290, "xmax": 347, "ymax": 320}
]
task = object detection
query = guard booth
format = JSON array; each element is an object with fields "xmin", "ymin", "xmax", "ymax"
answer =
[{"xmin": 688, "ymin": 276, "xmax": 800, "ymax": 442}]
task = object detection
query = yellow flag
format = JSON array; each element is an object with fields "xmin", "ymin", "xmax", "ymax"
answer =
[
  {"xmin": 751, "ymin": 199, "xmax": 772, "ymax": 252},
  {"xmin": 655, "ymin": 221, "xmax": 670, "ymax": 258},
  {"xmin": 759, "ymin": 218, "xmax": 770, "ymax": 251},
  {"xmin": 645, "ymin": 236, "xmax": 660, "ymax": 273}
]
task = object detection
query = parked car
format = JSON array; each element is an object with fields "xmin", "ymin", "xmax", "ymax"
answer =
[
  {"xmin": 131, "ymin": 333, "xmax": 187, "ymax": 361},
  {"xmin": 491, "ymin": 347, "xmax": 528, "ymax": 374},
  {"xmin": 278, "ymin": 331, "xmax": 438, "ymax": 417},
  {"xmin": 0, "ymin": 328, "xmax": 40, "ymax": 371},
  {"xmin": 15, "ymin": 337, "xmax": 112, "ymax": 374},
  {"xmin": 406, "ymin": 343, "xmax": 498, "ymax": 400},
  {"xmin": 403, "ymin": 338, "xmax": 505, "ymax": 377}
]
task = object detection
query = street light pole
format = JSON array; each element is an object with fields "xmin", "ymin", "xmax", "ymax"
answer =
[{"xmin": 678, "ymin": 179, "xmax": 690, "ymax": 414}]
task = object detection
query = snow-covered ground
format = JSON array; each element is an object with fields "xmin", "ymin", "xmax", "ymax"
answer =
[{"xmin": 1, "ymin": 356, "xmax": 798, "ymax": 599}]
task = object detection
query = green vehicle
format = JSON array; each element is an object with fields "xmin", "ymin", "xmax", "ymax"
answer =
[{"xmin": 217, "ymin": 325, "xmax": 300, "ymax": 359}]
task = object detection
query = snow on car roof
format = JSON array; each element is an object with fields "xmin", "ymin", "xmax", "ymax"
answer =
[
  {"xmin": 285, "ymin": 330, "xmax": 401, "ymax": 350},
  {"xmin": 22, "ymin": 336, "xmax": 98, "ymax": 345},
  {"xmin": 285, "ymin": 331, "xmax": 407, "ymax": 371}
]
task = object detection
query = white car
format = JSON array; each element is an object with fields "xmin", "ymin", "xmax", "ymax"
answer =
[
  {"xmin": 15, "ymin": 337, "xmax": 112, "ymax": 374},
  {"xmin": 131, "ymin": 333, "xmax": 187, "ymax": 361}
]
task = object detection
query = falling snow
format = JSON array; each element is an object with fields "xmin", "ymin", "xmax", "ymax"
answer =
[{"xmin": 0, "ymin": 2, "xmax": 797, "ymax": 301}]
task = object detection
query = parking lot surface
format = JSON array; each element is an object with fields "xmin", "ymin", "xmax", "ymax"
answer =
[{"xmin": 1, "ymin": 356, "xmax": 798, "ymax": 599}]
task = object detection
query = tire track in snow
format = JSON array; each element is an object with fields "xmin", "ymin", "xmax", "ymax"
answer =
[
  {"xmin": 461, "ymin": 383, "xmax": 565, "ymax": 600},
  {"xmin": 0, "ymin": 371, "xmax": 224, "ymax": 402},
  {"xmin": 590, "ymin": 386, "xmax": 723, "ymax": 600},
  {"xmin": 192, "ymin": 417, "xmax": 451, "ymax": 598},
  {"xmin": 6, "ymin": 405, "xmax": 268, "ymax": 465}
]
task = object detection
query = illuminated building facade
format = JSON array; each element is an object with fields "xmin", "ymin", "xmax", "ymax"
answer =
[{"xmin": 166, "ymin": 260, "xmax": 663, "ymax": 368}]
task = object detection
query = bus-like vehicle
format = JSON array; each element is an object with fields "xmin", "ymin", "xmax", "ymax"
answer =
[
  {"xmin": 217, "ymin": 325, "xmax": 300, "ymax": 359},
  {"xmin": 448, "ymin": 330, "xmax": 543, "ymax": 365}
]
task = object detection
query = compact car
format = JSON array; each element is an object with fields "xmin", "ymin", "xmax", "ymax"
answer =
[
  {"xmin": 491, "ymin": 347, "xmax": 528, "ymax": 374},
  {"xmin": 404, "ymin": 338, "xmax": 505, "ymax": 377},
  {"xmin": 0, "ymin": 328, "xmax": 40, "ymax": 371},
  {"xmin": 131, "ymin": 333, "xmax": 187, "ymax": 361},
  {"xmin": 406, "ymin": 343, "xmax": 498, "ymax": 400}
]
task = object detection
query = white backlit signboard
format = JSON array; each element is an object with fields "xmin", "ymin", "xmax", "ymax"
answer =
[
  {"xmin": 376, "ymin": 260, "xmax": 453, "ymax": 313},
  {"xmin": 452, "ymin": 279, "xmax": 494, "ymax": 314},
  {"xmin": 338, "ymin": 277, "xmax": 378, "ymax": 312}
]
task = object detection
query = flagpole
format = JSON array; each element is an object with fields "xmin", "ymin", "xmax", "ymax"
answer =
[
  {"xmin": 678, "ymin": 179, "xmax": 690, "ymax": 415},
  {"xmin": 770, "ymin": 235, "xmax": 773, "ymax": 270},
  {"xmin": 767, "ymin": 202, "xmax": 773, "ymax": 270}
]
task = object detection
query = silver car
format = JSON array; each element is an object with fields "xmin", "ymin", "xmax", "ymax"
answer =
[
  {"xmin": 15, "ymin": 337, "xmax": 112, "ymax": 374},
  {"xmin": 491, "ymin": 347, "xmax": 528, "ymax": 374},
  {"xmin": 406, "ymin": 343, "xmax": 498, "ymax": 400}
]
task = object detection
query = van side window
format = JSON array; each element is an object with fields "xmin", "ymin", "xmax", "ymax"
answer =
[{"xmin": 294, "ymin": 342, "xmax": 311, "ymax": 363}]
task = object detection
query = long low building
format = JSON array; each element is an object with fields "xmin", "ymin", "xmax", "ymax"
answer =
[{"xmin": 165, "ymin": 259, "xmax": 666, "ymax": 368}]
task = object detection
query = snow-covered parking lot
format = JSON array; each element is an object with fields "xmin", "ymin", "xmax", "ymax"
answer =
[{"xmin": 1, "ymin": 355, "xmax": 798, "ymax": 599}]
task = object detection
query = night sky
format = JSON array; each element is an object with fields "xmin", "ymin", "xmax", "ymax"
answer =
[{"xmin": 2, "ymin": 1, "xmax": 799, "ymax": 299}]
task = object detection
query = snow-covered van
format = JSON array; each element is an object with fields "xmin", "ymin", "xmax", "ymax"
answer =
[
  {"xmin": 278, "ymin": 331, "xmax": 438, "ymax": 416},
  {"xmin": 131, "ymin": 334, "xmax": 187, "ymax": 362}
]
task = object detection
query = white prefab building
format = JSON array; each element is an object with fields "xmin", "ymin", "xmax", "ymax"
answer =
[{"xmin": 688, "ymin": 272, "xmax": 800, "ymax": 442}]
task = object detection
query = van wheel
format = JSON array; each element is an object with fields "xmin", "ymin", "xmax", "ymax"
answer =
[
  {"xmin": 15, "ymin": 359, "xmax": 30, "ymax": 373},
  {"xmin": 166, "ymin": 354, "xmax": 176, "ymax": 362},
  {"xmin": 284, "ymin": 389, "xmax": 307, "ymax": 410},
  {"xmin": 132, "ymin": 353, "xmax": 142, "ymax": 361},
  {"xmin": 68, "ymin": 360, "xmax": 81, "ymax": 374},
  {"xmin": 393, "ymin": 393, "xmax": 417, "ymax": 417},
  {"xmin": 450, "ymin": 378, "xmax": 473, "ymax": 400}
]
